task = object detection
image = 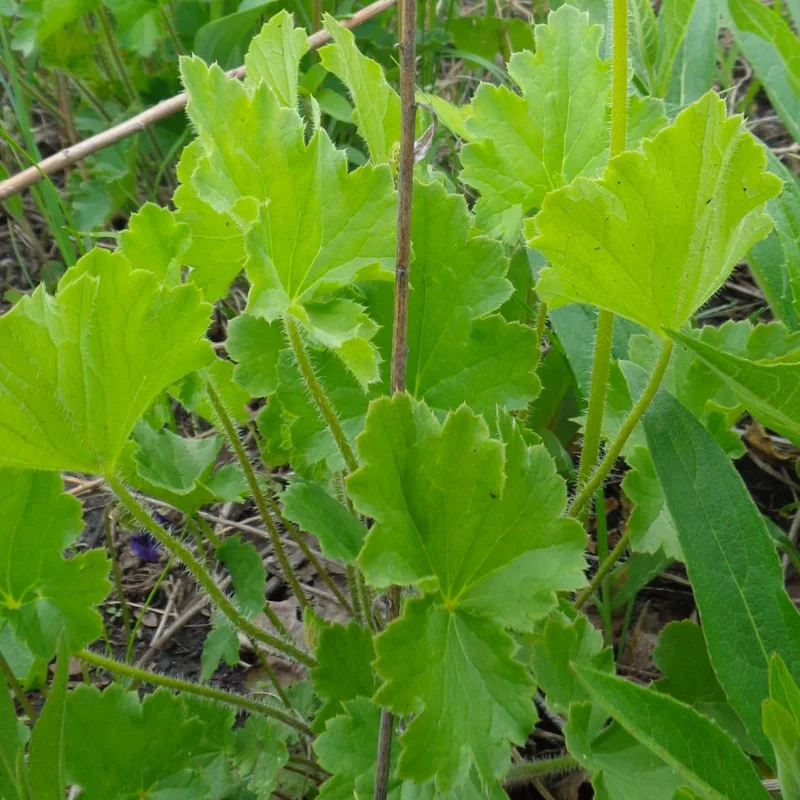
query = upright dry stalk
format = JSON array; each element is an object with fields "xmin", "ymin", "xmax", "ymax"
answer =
[{"xmin": 374, "ymin": 0, "xmax": 416, "ymax": 795}]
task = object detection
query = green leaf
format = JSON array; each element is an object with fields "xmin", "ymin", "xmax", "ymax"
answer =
[
  {"xmin": 531, "ymin": 91, "xmax": 781, "ymax": 334},
  {"xmin": 118, "ymin": 202, "xmax": 190, "ymax": 287},
  {"xmin": 180, "ymin": 54, "xmax": 396, "ymax": 381},
  {"xmin": 201, "ymin": 612, "xmax": 240, "ymax": 681},
  {"xmin": 283, "ymin": 477, "xmax": 365, "ymax": 564},
  {"xmin": 217, "ymin": 536, "xmax": 266, "ymax": 617},
  {"xmin": 375, "ymin": 180, "xmax": 541, "ymax": 416},
  {"xmin": 226, "ymin": 313, "xmax": 284, "ymax": 397},
  {"xmin": 630, "ymin": 0, "xmax": 659, "ymax": 85},
  {"xmin": 319, "ymin": 15, "xmax": 401, "ymax": 163},
  {"xmin": 244, "ymin": 10, "xmax": 309, "ymax": 107},
  {"xmin": 461, "ymin": 4, "xmax": 665, "ymax": 240},
  {"xmin": 722, "ymin": 0, "xmax": 800, "ymax": 141},
  {"xmin": 312, "ymin": 619, "xmax": 375, "ymax": 704},
  {"xmin": 173, "ymin": 357, "xmax": 251, "ymax": 425},
  {"xmin": 621, "ymin": 446, "xmax": 682, "ymax": 560},
  {"xmin": 28, "ymin": 637, "xmax": 68, "ymax": 799},
  {"xmin": 0, "ymin": 470, "xmax": 109, "ymax": 660},
  {"xmin": 669, "ymin": 328, "xmax": 800, "ymax": 446},
  {"xmin": 644, "ymin": 388, "xmax": 800, "ymax": 764},
  {"xmin": 529, "ymin": 609, "xmax": 613, "ymax": 739},
  {"xmin": 0, "ymin": 249, "xmax": 213, "ymax": 474},
  {"xmin": 64, "ymin": 685, "xmax": 211, "ymax": 798},
  {"xmin": 747, "ymin": 150, "xmax": 800, "ymax": 330},
  {"xmin": 763, "ymin": 654, "xmax": 800, "ymax": 800},
  {"xmin": 574, "ymin": 665, "xmax": 769, "ymax": 800},
  {"xmin": 564, "ymin": 702, "xmax": 684, "ymax": 800},
  {"xmin": 653, "ymin": 0, "xmax": 699, "ymax": 96},
  {"xmin": 653, "ymin": 621, "xmax": 754, "ymax": 751},
  {"xmin": 194, "ymin": 0, "xmax": 277, "ymax": 70},
  {"xmin": 174, "ymin": 141, "xmax": 260, "ymax": 304},
  {"xmin": 103, "ymin": 0, "xmax": 163, "ymax": 58},
  {"xmin": 132, "ymin": 424, "xmax": 221, "ymax": 494},
  {"xmin": 229, "ymin": 714, "xmax": 289, "ymax": 798},
  {"xmin": 349, "ymin": 395, "xmax": 585, "ymax": 788},
  {"xmin": 664, "ymin": 0, "xmax": 719, "ymax": 107},
  {"xmin": 0, "ymin": 670, "xmax": 24, "ymax": 800}
]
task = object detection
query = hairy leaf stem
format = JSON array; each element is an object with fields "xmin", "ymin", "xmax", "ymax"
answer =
[
  {"xmin": 569, "ymin": 337, "xmax": 674, "ymax": 520},
  {"xmin": 283, "ymin": 316, "xmax": 359, "ymax": 473},
  {"xmin": 107, "ymin": 475, "xmax": 316, "ymax": 668},
  {"xmin": 504, "ymin": 754, "xmax": 580, "ymax": 788},
  {"xmin": 573, "ymin": 528, "xmax": 633, "ymax": 611},
  {"xmin": 78, "ymin": 648, "xmax": 313, "ymax": 736},
  {"xmin": 205, "ymin": 380, "xmax": 310, "ymax": 609},
  {"xmin": 573, "ymin": 0, "xmax": 629, "ymax": 522}
]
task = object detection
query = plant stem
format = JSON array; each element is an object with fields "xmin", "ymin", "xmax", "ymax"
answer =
[
  {"xmin": 78, "ymin": 648, "xmax": 313, "ymax": 736},
  {"xmin": 263, "ymin": 488, "xmax": 353, "ymax": 613},
  {"xmin": 283, "ymin": 316, "xmax": 359, "ymax": 474},
  {"xmin": 205, "ymin": 380, "xmax": 310, "ymax": 609},
  {"xmin": 126, "ymin": 555, "xmax": 175, "ymax": 663},
  {"xmin": 595, "ymin": 488, "xmax": 613, "ymax": 646},
  {"xmin": 0, "ymin": 648, "xmax": 37, "ymax": 721},
  {"xmin": 573, "ymin": 528, "xmax": 632, "ymax": 610},
  {"xmin": 103, "ymin": 503, "xmax": 132, "ymax": 644},
  {"xmin": 375, "ymin": 0, "xmax": 416, "ymax": 793},
  {"xmin": 107, "ymin": 475, "xmax": 315, "ymax": 668},
  {"xmin": 573, "ymin": 0, "xmax": 628, "ymax": 522},
  {"xmin": 194, "ymin": 514, "xmax": 223, "ymax": 548},
  {"xmin": 504, "ymin": 754, "xmax": 580, "ymax": 788},
  {"xmin": 569, "ymin": 337, "xmax": 673, "ymax": 519},
  {"xmin": 535, "ymin": 300, "xmax": 548, "ymax": 344}
]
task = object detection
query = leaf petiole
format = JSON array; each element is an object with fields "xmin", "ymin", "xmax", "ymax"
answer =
[
  {"xmin": 107, "ymin": 475, "xmax": 316, "ymax": 668},
  {"xmin": 78, "ymin": 648, "xmax": 313, "ymax": 736},
  {"xmin": 569, "ymin": 337, "xmax": 674, "ymax": 520}
]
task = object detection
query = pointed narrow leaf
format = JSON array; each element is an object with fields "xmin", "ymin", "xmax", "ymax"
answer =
[
  {"xmin": 531, "ymin": 92, "xmax": 781, "ymax": 334},
  {"xmin": 319, "ymin": 15, "xmax": 401, "ymax": 163},
  {"xmin": 665, "ymin": 0, "xmax": 719, "ymax": 106},
  {"xmin": 653, "ymin": 0, "xmax": 699, "ymax": 96},
  {"xmin": 654, "ymin": 621, "xmax": 753, "ymax": 750},
  {"xmin": 244, "ymin": 10, "xmax": 308, "ymax": 107},
  {"xmin": 747, "ymin": 151, "xmax": 800, "ymax": 330},
  {"xmin": 564, "ymin": 702, "xmax": 684, "ymax": 800},
  {"xmin": 669, "ymin": 328, "xmax": 800, "ymax": 446},
  {"xmin": 763, "ymin": 654, "xmax": 800, "ymax": 800},
  {"xmin": 0, "ymin": 470, "xmax": 109, "ymax": 660},
  {"xmin": 722, "ymin": 0, "xmax": 800, "ymax": 141},
  {"xmin": 28, "ymin": 637, "xmax": 69, "ymax": 799},
  {"xmin": 644, "ymin": 388, "xmax": 800, "ymax": 763},
  {"xmin": 574, "ymin": 666, "xmax": 769, "ymax": 800},
  {"xmin": 0, "ymin": 671, "xmax": 23, "ymax": 800},
  {"xmin": 0, "ymin": 250, "xmax": 213, "ymax": 474}
]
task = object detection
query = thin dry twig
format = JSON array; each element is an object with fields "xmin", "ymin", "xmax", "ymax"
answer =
[{"xmin": 0, "ymin": 0, "xmax": 398, "ymax": 202}]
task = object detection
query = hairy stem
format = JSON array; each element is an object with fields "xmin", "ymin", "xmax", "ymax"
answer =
[
  {"xmin": 107, "ymin": 475, "xmax": 315, "ymax": 668},
  {"xmin": 205, "ymin": 380, "xmax": 310, "ymax": 609},
  {"xmin": 574, "ymin": 528, "xmax": 633, "ymax": 611},
  {"xmin": 374, "ymin": 0, "xmax": 417, "ymax": 792},
  {"xmin": 103, "ymin": 503, "xmax": 132, "ymax": 644},
  {"xmin": 573, "ymin": 0, "xmax": 628, "ymax": 522},
  {"xmin": 78, "ymin": 648, "xmax": 313, "ymax": 736},
  {"xmin": 504, "ymin": 754, "xmax": 580, "ymax": 788},
  {"xmin": 284, "ymin": 316, "xmax": 359, "ymax": 474},
  {"xmin": 569, "ymin": 337, "xmax": 673, "ymax": 520}
]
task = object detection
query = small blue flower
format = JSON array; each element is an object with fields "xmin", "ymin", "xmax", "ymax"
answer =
[{"xmin": 129, "ymin": 533, "xmax": 160, "ymax": 563}]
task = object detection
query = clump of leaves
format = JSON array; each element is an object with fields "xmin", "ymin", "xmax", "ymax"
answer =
[{"xmin": 2, "ymin": 4, "xmax": 800, "ymax": 800}]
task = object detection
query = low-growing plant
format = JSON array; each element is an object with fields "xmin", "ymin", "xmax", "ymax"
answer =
[{"xmin": 2, "ymin": 1, "xmax": 800, "ymax": 799}]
